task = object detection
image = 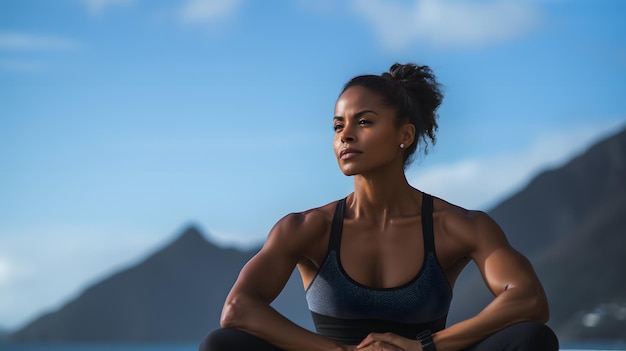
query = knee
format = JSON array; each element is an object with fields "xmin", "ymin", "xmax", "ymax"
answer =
[
  {"xmin": 199, "ymin": 329, "xmax": 234, "ymax": 351},
  {"xmin": 510, "ymin": 322, "xmax": 559, "ymax": 351},
  {"xmin": 199, "ymin": 328, "xmax": 280, "ymax": 351}
]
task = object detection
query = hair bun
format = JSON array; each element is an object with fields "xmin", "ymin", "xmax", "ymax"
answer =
[
  {"xmin": 384, "ymin": 63, "xmax": 439, "ymax": 92},
  {"xmin": 384, "ymin": 63, "xmax": 443, "ymax": 159}
]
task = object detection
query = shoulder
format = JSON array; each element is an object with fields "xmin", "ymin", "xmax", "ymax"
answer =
[
  {"xmin": 262, "ymin": 199, "xmax": 340, "ymax": 255},
  {"xmin": 432, "ymin": 196, "xmax": 509, "ymax": 254},
  {"xmin": 272, "ymin": 199, "xmax": 338, "ymax": 237}
]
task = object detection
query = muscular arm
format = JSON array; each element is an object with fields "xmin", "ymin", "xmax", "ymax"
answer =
[
  {"xmin": 433, "ymin": 210, "xmax": 549, "ymax": 351},
  {"xmin": 220, "ymin": 211, "xmax": 347, "ymax": 351}
]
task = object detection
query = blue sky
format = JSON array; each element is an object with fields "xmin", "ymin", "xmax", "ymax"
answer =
[{"xmin": 0, "ymin": 0, "xmax": 625, "ymax": 331}]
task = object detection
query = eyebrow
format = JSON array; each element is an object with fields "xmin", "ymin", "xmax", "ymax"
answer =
[{"xmin": 333, "ymin": 109, "xmax": 378, "ymax": 121}]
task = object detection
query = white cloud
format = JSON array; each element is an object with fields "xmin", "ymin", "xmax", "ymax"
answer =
[
  {"xmin": 0, "ymin": 59, "xmax": 44, "ymax": 72},
  {"xmin": 78, "ymin": 0, "xmax": 136, "ymax": 15},
  {"xmin": 0, "ymin": 257, "xmax": 21, "ymax": 286},
  {"xmin": 0, "ymin": 32, "xmax": 80, "ymax": 51},
  {"xmin": 0, "ymin": 33, "xmax": 79, "ymax": 73},
  {"xmin": 349, "ymin": 0, "xmax": 542, "ymax": 50},
  {"xmin": 411, "ymin": 119, "xmax": 626, "ymax": 210},
  {"xmin": 180, "ymin": 0, "xmax": 245, "ymax": 24}
]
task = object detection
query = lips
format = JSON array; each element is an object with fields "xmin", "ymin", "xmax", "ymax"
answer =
[{"xmin": 339, "ymin": 148, "xmax": 363, "ymax": 160}]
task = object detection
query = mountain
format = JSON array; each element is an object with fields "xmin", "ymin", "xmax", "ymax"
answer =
[
  {"xmin": 10, "ymin": 126, "xmax": 626, "ymax": 343},
  {"xmin": 10, "ymin": 226, "xmax": 313, "ymax": 342},
  {"xmin": 11, "ymin": 227, "xmax": 253, "ymax": 342},
  {"xmin": 447, "ymin": 126, "xmax": 626, "ymax": 342}
]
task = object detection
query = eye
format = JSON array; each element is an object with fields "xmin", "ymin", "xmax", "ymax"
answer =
[
  {"xmin": 358, "ymin": 119, "xmax": 372, "ymax": 126},
  {"xmin": 333, "ymin": 124, "xmax": 344, "ymax": 132}
]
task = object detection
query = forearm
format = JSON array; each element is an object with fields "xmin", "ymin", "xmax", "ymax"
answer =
[
  {"xmin": 221, "ymin": 296, "xmax": 346, "ymax": 351},
  {"xmin": 433, "ymin": 287, "xmax": 548, "ymax": 351}
]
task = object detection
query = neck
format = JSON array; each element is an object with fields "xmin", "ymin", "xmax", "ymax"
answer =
[{"xmin": 349, "ymin": 166, "xmax": 420, "ymax": 224}]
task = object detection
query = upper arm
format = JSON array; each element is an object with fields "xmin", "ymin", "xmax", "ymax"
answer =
[
  {"xmin": 226, "ymin": 211, "xmax": 325, "ymax": 305},
  {"xmin": 447, "ymin": 210, "xmax": 546, "ymax": 299}
]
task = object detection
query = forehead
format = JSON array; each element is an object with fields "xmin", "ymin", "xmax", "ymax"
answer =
[{"xmin": 335, "ymin": 86, "xmax": 387, "ymax": 115}]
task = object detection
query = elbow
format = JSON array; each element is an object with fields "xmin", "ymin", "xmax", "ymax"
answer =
[
  {"xmin": 220, "ymin": 296, "xmax": 250, "ymax": 330},
  {"xmin": 507, "ymin": 284, "xmax": 550, "ymax": 323},
  {"xmin": 536, "ymin": 301, "xmax": 550, "ymax": 324},
  {"xmin": 527, "ymin": 292, "xmax": 550, "ymax": 323}
]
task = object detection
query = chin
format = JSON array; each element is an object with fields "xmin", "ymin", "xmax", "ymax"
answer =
[{"xmin": 339, "ymin": 165, "xmax": 361, "ymax": 176}]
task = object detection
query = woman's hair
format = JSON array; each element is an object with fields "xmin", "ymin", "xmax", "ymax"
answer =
[{"xmin": 341, "ymin": 63, "xmax": 443, "ymax": 166}]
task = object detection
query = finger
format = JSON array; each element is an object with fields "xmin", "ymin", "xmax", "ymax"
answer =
[
  {"xmin": 357, "ymin": 333, "xmax": 395, "ymax": 348},
  {"xmin": 356, "ymin": 334, "xmax": 372, "ymax": 348},
  {"xmin": 356, "ymin": 339, "xmax": 369, "ymax": 348},
  {"xmin": 357, "ymin": 333, "xmax": 379, "ymax": 348},
  {"xmin": 365, "ymin": 341, "xmax": 403, "ymax": 351}
]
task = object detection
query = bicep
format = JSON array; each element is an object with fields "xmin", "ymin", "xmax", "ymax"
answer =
[
  {"xmin": 468, "ymin": 212, "xmax": 544, "ymax": 297},
  {"xmin": 477, "ymin": 245, "xmax": 543, "ymax": 297},
  {"xmin": 230, "ymin": 245, "xmax": 299, "ymax": 304},
  {"xmin": 227, "ymin": 213, "xmax": 308, "ymax": 304}
]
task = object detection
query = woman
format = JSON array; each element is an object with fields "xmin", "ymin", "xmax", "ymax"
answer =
[{"xmin": 200, "ymin": 63, "xmax": 559, "ymax": 351}]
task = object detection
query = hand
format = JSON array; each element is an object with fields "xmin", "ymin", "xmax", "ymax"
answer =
[
  {"xmin": 344, "ymin": 342, "xmax": 403, "ymax": 351},
  {"xmin": 357, "ymin": 332, "xmax": 422, "ymax": 351},
  {"xmin": 344, "ymin": 341, "xmax": 404, "ymax": 351}
]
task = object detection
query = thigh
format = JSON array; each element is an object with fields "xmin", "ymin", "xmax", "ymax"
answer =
[
  {"xmin": 463, "ymin": 322, "xmax": 559, "ymax": 351},
  {"xmin": 199, "ymin": 328, "xmax": 285, "ymax": 351}
]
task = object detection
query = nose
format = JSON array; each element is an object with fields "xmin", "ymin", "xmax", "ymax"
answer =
[{"xmin": 339, "ymin": 124, "xmax": 356, "ymax": 144}]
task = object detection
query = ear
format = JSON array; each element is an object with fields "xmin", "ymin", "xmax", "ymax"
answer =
[{"xmin": 399, "ymin": 123, "xmax": 416, "ymax": 149}]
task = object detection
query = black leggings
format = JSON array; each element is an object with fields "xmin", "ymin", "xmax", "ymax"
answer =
[{"xmin": 200, "ymin": 321, "xmax": 559, "ymax": 351}]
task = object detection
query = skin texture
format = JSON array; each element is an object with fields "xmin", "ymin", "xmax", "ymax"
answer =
[{"xmin": 219, "ymin": 86, "xmax": 549, "ymax": 351}]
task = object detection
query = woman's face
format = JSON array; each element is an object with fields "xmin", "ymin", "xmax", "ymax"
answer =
[{"xmin": 333, "ymin": 86, "xmax": 408, "ymax": 176}]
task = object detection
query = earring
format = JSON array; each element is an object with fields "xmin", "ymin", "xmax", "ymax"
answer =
[{"xmin": 400, "ymin": 143, "xmax": 405, "ymax": 149}]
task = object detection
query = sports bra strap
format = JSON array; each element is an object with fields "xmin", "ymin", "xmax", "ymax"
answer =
[
  {"xmin": 421, "ymin": 193, "xmax": 436, "ymax": 253},
  {"xmin": 329, "ymin": 198, "xmax": 346, "ymax": 251}
]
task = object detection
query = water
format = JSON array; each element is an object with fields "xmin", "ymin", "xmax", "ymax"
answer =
[
  {"xmin": 1, "ymin": 343, "xmax": 625, "ymax": 351},
  {"xmin": 0, "ymin": 343, "xmax": 198, "ymax": 351}
]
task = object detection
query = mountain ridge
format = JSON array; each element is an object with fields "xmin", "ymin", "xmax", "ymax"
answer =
[
  {"xmin": 10, "ymin": 225, "xmax": 258, "ymax": 342},
  {"xmin": 10, "ymin": 126, "xmax": 626, "ymax": 343},
  {"xmin": 447, "ymin": 126, "xmax": 626, "ymax": 341}
]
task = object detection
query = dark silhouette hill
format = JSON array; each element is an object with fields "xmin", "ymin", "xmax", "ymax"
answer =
[
  {"xmin": 447, "ymin": 126, "xmax": 626, "ymax": 342},
  {"xmin": 490, "ymin": 127, "xmax": 625, "ymax": 258},
  {"xmin": 10, "ymin": 126, "xmax": 626, "ymax": 343},
  {"xmin": 10, "ymin": 227, "xmax": 251, "ymax": 341},
  {"xmin": 10, "ymin": 226, "xmax": 313, "ymax": 342}
]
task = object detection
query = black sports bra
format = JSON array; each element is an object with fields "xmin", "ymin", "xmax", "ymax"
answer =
[{"xmin": 305, "ymin": 193, "xmax": 452, "ymax": 345}]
